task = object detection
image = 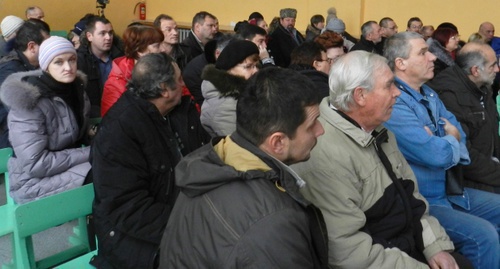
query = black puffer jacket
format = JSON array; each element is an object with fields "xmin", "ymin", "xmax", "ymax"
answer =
[
  {"xmin": 428, "ymin": 64, "xmax": 500, "ymax": 192},
  {"xmin": 160, "ymin": 132, "xmax": 329, "ymax": 268},
  {"xmin": 91, "ymin": 90, "xmax": 208, "ymax": 269},
  {"xmin": 288, "ymin": 64, "xmax": 329, "ymax": 102}
]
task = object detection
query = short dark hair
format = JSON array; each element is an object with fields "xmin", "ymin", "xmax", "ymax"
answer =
[
  {"xmin": 407, "ymin": 17, "xmax": 422, "ymax": 28},
  {"xmin": 153, "ymin": 14, "xmax": 174, "ymax": 28},
  {"xmin": 379, "ymin": 17, "xmax": 394, "ymax": 28},
  {"xmin": 236, "ymin": 23, "xmax": 266, "ymax": 40},
  {"xmin": 85, "ymin": 16, "xmax": 111, "ymax": 34},
  {"xmin": 236, "ymin": 67, "xmax": 320, "ymax": 145},
  {"xmin": 310, "ymin": 14, "xmax": 325, "ymax": 26},
  {"xmin": 191, "ymin": 11, "xmax": 216, "ymax": 29},
  {"xmin": 128, "ymin": 53, "xmax": 177, "ymax": 100},
  {"xmin": 361, "ymin": 21, "xmax": 378, "ymax": 38},
  {"xmin": 290, "ymin": 41, "xmax": 325, "ymax": 66},
  {"xmin": 14, "ymin": 19, "xmax": 50, "ymax": 51},
  {"xmin": 248, "ymin": 12, "xmax": 264, "ymax": 21}
]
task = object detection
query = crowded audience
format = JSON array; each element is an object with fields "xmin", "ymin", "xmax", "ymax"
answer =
[{"xmin": 1, "ymin": 5, "xmax": 500, "ymax": 269}]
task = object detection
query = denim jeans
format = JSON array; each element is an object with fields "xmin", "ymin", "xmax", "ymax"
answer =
[{"xmin": 429, "ymin": 188, "xmax": 500, "ymax": 269}]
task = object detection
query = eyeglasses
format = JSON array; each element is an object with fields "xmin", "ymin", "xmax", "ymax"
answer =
[
  {"xmin": 450, "ymin": 35, "xmax": 461, "ymax": 40},
  {"xmin": 317, "ymin": 58, "xmax": 333, "ymax": 64}
]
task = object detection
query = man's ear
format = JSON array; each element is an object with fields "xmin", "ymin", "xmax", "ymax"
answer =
[
  {"xmin": 261, "ymin": 132, "xmax": 288, "ymax": 157},
  {"xmin": 394, "ymin": 57, "xmax": 406, "ymax": 71},
  {"xmin": 86, "ymin": 31, "xmax": 92, "ymax": 42},
  {"xmin": 26, "ymin": 41, "xmax": 37, "ymax": 53},
  {"xmin": 471, "ymin": 65, "xmax": 480, "ymax": 77},
  {"xmin": 352, "ymin": 87, "xmax": 366, "ymax": 107}
]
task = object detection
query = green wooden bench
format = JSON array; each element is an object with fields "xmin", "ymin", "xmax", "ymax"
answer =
[{"xmin": 1, "ymin": 184, "xmax": 95, "ymax": 269}]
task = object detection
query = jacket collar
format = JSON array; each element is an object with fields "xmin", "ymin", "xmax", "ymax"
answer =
[
  {"xmin": 319, "ymin": 98, "xmax": 381, "ymax": 148},
  {"xmin": 230, "ymin": 131, "xmax": 312, "ymax": 207}
]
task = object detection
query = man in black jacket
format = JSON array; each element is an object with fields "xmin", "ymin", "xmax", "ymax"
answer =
[
  {"xmin": 91, "ymin": 53, "xmax": 208, "ymax": 269},
  {"xmin": 77, "ymin": 15, "xmax": 123, "ymax": 117},
  {"xmin": 0, "ymin": 19, "xmax": 50, "ymax": 148},
  {"xmin": 181, "ymin": 11, "xmax": 218, "ymax": 63},
  {"xmin": 268, "ymin": 8, "xmax": 305, "ymax": 67},
  {"xmin": 428, "ymin": 42, "xmax": 500, "ymax": 193},
  {"xmin": 159, "ymin": 67, "xmax": 328, "ymax": 268},
  {"xmin": 350, "ymin": 20, "xmax": 383, "ymax": 55}
]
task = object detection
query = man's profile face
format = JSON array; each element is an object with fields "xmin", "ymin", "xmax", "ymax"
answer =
[
  {"xmin": 403, "ymin": 38, "xmax": 436, "ymax": 83},
  {"xmin": 479, "ymin": 23, "xmax": 495, "ymax": 42},
  {"xmin": 87, "ymin": 22, "xmax": 114, "ymax": 53},
  {"xmin": 369, "ymin": 23, "xmax": 382, "ymax": 43},
  {"xmin": 477, "ymin": 48, "xmax": 499, "ymax": 86},
  {"xmin": 362, "ymin": 65, "xmax": 400, "ymax": 128},
  {"xmin": 165, "ymin": 63, "xmax": 184, "ymax": 112},
  {"xmin": 197, "ymin": 17, "xmax": 217, "ymax": 41},
  {"xmin": 280, "ymin": 17, "xmax": 296, "ymax": 31},
  {"xmin": 382, "ymin": 20, "xmax": 398, "ymax": 37},
  {"xmin": 285, "ymin": 105, "xmax": 324, "ymax": 164},
  {"xmin": 250, "ymin": 34, "xmax": 267, "ymax": 49}
]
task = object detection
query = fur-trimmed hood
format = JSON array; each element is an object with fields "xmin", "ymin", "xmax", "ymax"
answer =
[
  {"xmin": 427, "ymin": 38, "xmax": 455, "ymax": 67},
  {"xmin": 0, "ymin": 69, "xmax": 87, "ymax": 111},
  {"xmin": 201, "ymin": 64, "xmax": 247, "ymax": 98}
]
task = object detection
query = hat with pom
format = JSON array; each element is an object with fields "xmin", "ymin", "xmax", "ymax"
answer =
[
  {"xmin": 1, "ymin": 15, "xmax": 24, "ymax": 38},
  {"xmin": 39, "ymin": 36, "xmax": 77, "ymax": 70},
  {"xmin": 325, "ymin": 18, "xmax": 345, "ymax": 33},
  {"xmin": 215, "ymin": 40, "xmax": 259, "ymax": 71}
]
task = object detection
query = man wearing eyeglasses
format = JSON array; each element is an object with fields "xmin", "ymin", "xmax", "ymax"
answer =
[{"xmin": 407, "ymin": 17, "xmax": 423, "ymax": 33}]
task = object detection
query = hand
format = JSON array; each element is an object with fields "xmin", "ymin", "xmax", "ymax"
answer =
[
  {"xmin": 424, "ymin": 126, "xmax": 433, "ymax": 136},
  {"xmin": 428, "ymin": 251, "xmax": 458, "ymax": 269},
  {"xmin": 258, "ymin": 45, "xmax": 270, "ymax": 60},
  {"xmin": 441, "ymin": 118, "xmax": 461, "ymax": 141}
]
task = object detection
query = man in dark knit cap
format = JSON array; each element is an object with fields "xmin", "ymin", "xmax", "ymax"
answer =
[{"xmin": 268, "ymin": 8, "xmax": 305, "ymax": 67}]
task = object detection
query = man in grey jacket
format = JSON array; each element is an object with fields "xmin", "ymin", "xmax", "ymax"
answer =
[
  {"xmin": 291, "ymin": 51, "xmax": 470, "ymax": 268},
  {"xmin": 160, "ymin": 67, "xmax": 328, "ymax": 268}
]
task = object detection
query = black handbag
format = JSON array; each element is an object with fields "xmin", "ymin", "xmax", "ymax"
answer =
[{"xmin": 445, "ymin": 164, "xmax": 464, "ymax": 195}]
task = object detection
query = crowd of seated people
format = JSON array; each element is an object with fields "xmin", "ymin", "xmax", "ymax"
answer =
[{"xmin": 1, "ymin": 6, "xmax": 500, "ymax": 269}]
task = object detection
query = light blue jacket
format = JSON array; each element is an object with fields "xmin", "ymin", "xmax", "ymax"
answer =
[{"xmin": 384, "ymin": 77, "xmax": 470, "ymax": 209}]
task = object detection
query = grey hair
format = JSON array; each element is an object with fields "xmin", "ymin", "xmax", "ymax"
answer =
[
  {"xmin": 379, "ymin": 17, "xmax": 394, "ymax": 28},
  {"xmin": 384, "ymin": 31, "xmax": 423, "ymax": 71},
  {"xmin": 329, "ymin": 51, "xmax": 388, "ymax": 112},
  {"xmin": 127, "ymin": 53, "xmax": 177, "ymax": 100},
  {"xmin": 361, "ymin": 21, "xmax": 377, "ymax": 38},
  {"xmin": 456, "ymin": 43, "xmax": 490, "ymax": 75}
]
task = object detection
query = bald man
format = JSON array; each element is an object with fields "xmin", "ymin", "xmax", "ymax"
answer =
[
  {"xmin": 25, "ymin": 6, "xmax": 45, "ymax": 21},
  {"xmin": 479, "ymin": 22, "xmax": 495, "ymax": 43}
]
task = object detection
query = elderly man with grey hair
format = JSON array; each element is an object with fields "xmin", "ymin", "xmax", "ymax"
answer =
[
  {"xmin": 91, "ymin": 53, "xmax": 208, "ymax": 268},
  {"xmin": 384, "ymin": 31, "xmax": 498, "ymax": 269},
  {"xmin": 350, "ymin": 20, "xmax": 383, "ymax": 55},
  {"xmin": 291, "ymin": 50, "xmax": 467, "ymax": 268}
]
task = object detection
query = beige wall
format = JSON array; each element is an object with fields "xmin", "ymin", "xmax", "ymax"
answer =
[
  {"xmin": 0, "ymin": 0, "xmax": 498, "ymax": 40},
  {"xmin": 0, "ymin": 0, "xmax": 137, "ymax": 38}
]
